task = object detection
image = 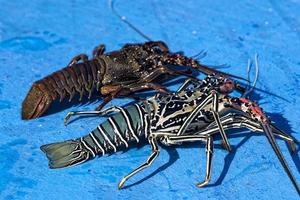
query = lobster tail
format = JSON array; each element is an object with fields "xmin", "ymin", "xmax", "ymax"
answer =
[
  {"xmin": 40, "ymin": 140, "xmax": 92, "ymax": 169},
  {"xmin": 41, "ymin": 104, "xmax": 148, "ymax": 169},
  {"xmin": 22, "ymin": 83, "xmax": 53, "ymax": 120},
  {"xmin": 22, "ymin": 59, "xmax": 105, "ymax": 120}
]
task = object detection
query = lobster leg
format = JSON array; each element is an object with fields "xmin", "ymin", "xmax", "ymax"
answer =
[
  {"xmin": 194, "ymin": 114, "xmax": 300, "ymax": 194},
  {"xmin": 229, "ymin": 115, "xmax": 295, "ymax": 152},
  {"xmin": 163, "ymin": 135, "xmax": 214, "ymax": 187},
  {"xmin": 145, "ymin": 41, "xmax": 169, "ymax": 53},
  {"xmin": 96, "ymin": 82, "xmax": 171, "ymax": 111},
  {"xmin": 197, "ymin": 137, "xmax": 213, "ymax": 187},
  {"xmin": 64, "ymin": 106, "xmax": 124, "ymax": 125},
  {"xmin": 177, "ymin": 93, "xmax": 214, "ymax": 135},
  {"xmin": 172, "ymin": 114, "xmax": 296, "ymax": 154},
  {"xmin": 171, "ymin": 116, "xmax": 299, "ymax": 191},
  {"xmin": 269, "ymin": 124, "xmax": 296, "ymax": 152},
  {"xmin": 118, "ymin": 135, "xmax": 160, "ymax": 189},
  {"xmin": 95, "ymin": 86, "xmax": 123, "ymax": 111},
  {"xmin": 243, "ymin": 122, "xmax": 295, "ymax": 152},
  {"xmin": 67, "ymin": 54, "xmax": 88, "ymax": 66},
  {"xmin": 126, "ymin": 82, "xmax": 171, "ymax": 94},
  {"xmin": 211, "ymin": 91, "xmax": 231, "ymax": 151},
  {"xmin": 205, "ymin": 113, "xmax": 296, "ymax": 152},
  {"xmin": 176, "ymin": 90, "xmax": 231, "ymax": 151},
  {"xmin": 95, "ymin": 94, "xmax": 115, "ymax": 111},
  {"xmin": 164, "ymin": 135, "xmax": 206, "ymax": 144},
  {"xmin": 93, "ymin": 44, "xmax": 106, "ymax": 58}
]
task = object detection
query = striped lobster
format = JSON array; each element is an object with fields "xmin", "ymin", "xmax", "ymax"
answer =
[
  {"xmin": 22, "ymin": 41, "xmax": 245, "ymax": 120},
  {"xmin": 40, "ymin": 74, "xmax": 299, "ymax": 194}
]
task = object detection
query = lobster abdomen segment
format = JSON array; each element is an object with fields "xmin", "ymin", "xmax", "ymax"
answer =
[
  {"xmin": 41, "ymin": 104, "xmax": 148, "ymax": 168},
  {"xmin": 22, "ymin": 59, "xmax": 105, "ymax": 120}
]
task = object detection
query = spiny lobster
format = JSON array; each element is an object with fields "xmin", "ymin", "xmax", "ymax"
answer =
[
  {"xmin": 22, "ymin": 41, "xmax": 245, "ymax": 120},
  {"xmin": 40, "ymin": 74, "xmax": 299, "ymax": 194}
]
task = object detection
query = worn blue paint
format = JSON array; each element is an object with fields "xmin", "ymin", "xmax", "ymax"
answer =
[{"xmin": 0, "ymin": 0, "xmax": 299, "ymax": 199}]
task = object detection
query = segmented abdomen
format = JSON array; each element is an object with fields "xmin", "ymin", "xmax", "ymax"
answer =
[
  {"xmin": 22, "ymin": 58, "xmax": 106, "ymax": 119},
  {"xmin": 81, "ymin": 104, "xmax": 149, "ymax": 157},
  {"xmin": 42, "ymin": 58, "xmax": 106, "ymax": 101},
  {"xmin": 40, "ymin": 103, "xmax": 150, "ymax": 169}
]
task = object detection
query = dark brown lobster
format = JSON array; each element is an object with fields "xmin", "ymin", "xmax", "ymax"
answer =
[{"xmin": 22, "ymin": 41, "xmax": 244, "ymax": 120}]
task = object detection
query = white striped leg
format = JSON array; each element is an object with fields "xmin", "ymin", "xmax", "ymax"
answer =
[
  {"xmin": 180, "ymin": 117, "xmax": 294, "ymax": 149},
  {"xmin": 166, "ymin": 135, "xmax": 207, "ymax": 144},
  {"xmin": 188, "ymin": 115, "xmax": 294, "ymax": 148},
  {"xmin": 165, "ymin": 135, "xmax": 213, "ymax": 187},
  {"xmin": 268, "ymin": 124, "xmax": 296, "ymax": 152},
  {"xmin": 197, "ymin": 137, "xmax": 213, "ymax": 187},
  {"xmin": 171, "ymin": 119, "xmax": 298, "ymax": 189},
  {"xmin": 237, "ymin": 118, "xmax": 295, "ymax": 151},
  {"xmin": 176, "ymin": 91, "xmax": 231, "ymax": 152},
  {"xmin": 196, "ymin": 116, "xmax": 300, "ymax": 193},
  {"xmin": 208, "ymin": 114, "xmax": 296, "ymax": 152},
  {"xmin": 64, "ymin": 106, "xmax": 123, "ymax": 125},
  {"xmin": 211, "ymin": 92, "xmax": 231, "ymax": 151},
  {"xmin": 118, "ymin": 135, "xmax": 160, "ymax": 189},
  {"xmin": 177, "ymin": 93, "xmax": 213, "ymax": 135}
]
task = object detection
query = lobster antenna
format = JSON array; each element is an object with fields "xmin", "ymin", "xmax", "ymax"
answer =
[
  {"xmin": 241, "ymin": 58, "xmax": 252, "ymax": 97},
  {"xmin": 246, "ymin": 58, "xmax": 252, "ymax": 93},
  {"xmin": 252, "ymin": 53, "xmax": 259, "ymax": 90},
  {"xmin": 109, "ymin": 0, "xmax": 152, "ymax": 41},
  {"xmin": 243, "ymin": 54, "xmax": 259, "ymax": 97},
  {"xmin": 261, "ymin": 124, "xmax": 300, "ymax": 195},
  {"xmin": 191, "ymin": 49, "xmax": 207, "ymax": 59}
]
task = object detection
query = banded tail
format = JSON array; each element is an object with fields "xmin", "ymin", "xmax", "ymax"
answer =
[{"xmin": 41, "ymin": 104, "xmax": 149, "ymax": 169}]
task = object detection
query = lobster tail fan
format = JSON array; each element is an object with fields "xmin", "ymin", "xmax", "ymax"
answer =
[
  {"xmin": 22, "ymin": 83, "xmax": 53, "ymax": 120},
  {"xmin": 40, "ymin": 140, "xmax": 91, "ymax": 169}
]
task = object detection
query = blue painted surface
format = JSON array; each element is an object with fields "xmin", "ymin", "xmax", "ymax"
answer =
[{"xmin": 0, "ymin": 0, "xmax": 299, "ymax": 199}]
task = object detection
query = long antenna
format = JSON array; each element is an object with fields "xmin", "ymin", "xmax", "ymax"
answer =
[
  {"xmin": 109, "ymin": 0, "xmax": 152, "ymax": 41},
  {"xmin": 243, "ymin": 54, "xmax": 259, "ymax": 97}
]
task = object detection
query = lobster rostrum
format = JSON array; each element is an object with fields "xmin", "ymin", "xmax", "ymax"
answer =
[
  {"xmin": 22, "ymin": 41, "xmax": 245, "ymax": 120},
  {"xmin": 40, "ymin": 74, "xmax": 299, "ymax": 194}
]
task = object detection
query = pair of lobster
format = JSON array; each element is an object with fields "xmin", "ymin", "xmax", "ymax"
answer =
[{"xmin": 22, "ymin": 41, "xmax": 299, "ymax": 195}]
